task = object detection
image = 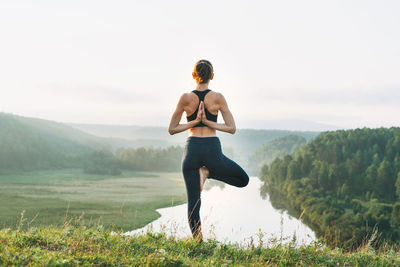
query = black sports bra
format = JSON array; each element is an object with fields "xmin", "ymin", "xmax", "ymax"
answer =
[{"xmin": 186, "ymin": 89, "xmax": 218, "ymax": 127}]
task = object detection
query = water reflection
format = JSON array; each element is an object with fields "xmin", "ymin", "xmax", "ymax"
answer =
[{"xmin": 125, "ymin": 177, "xmax": 315, "ymax": 248}]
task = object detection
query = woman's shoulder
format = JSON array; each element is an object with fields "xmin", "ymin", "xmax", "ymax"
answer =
[
  {"xmin": 207, "ymin": 89, "xmax": 223, "ymax": 98},
  {"xmin": 209, "ymin": 90, "xmax": 226, "ymax": 103},
  {"xmin": 179, "ymin": 90, "xmax": 198, "ymax": 99}
]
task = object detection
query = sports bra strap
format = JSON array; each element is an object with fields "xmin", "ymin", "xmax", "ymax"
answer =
[{"xmin": 192, "ymin": 89, "xmax": 211, "ymax": 103}]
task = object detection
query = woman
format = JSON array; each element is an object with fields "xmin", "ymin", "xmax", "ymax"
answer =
[{"xmin": 168, "ymin": 59, "xmax": 249, "ymax": 242}]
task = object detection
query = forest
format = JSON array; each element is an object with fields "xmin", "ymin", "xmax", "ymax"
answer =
[
  {"xmin": 115, "ymin": 146, "xmax": 183, "ymax": 172},
  {"xmin": 260, "ymin": 127, "xmax": 400, "ymax": 249},
  {"xmin": 249, "ymin": 134, "xmax": 307, "ymax": 172}
]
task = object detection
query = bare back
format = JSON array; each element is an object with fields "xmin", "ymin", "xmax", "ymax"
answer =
[
  {"xmin": 184, "ymin": 90, "xmax": 219, "ymax": 137},
  {"xmin": 168, "ymin": 88, "xmax": 236, "ymax": 136}
]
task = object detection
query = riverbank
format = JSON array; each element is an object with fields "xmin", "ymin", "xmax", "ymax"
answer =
[
  {"xmin": 1, "ymin": 225, "xmax": 399, "ymax": 266},
  {"xmin": 127, "ymin": 177, "xmax": 316, "ymax": 248},
  {"xmin": 0, "ymin": 169, "xmax": 187, "ymax": 231}
]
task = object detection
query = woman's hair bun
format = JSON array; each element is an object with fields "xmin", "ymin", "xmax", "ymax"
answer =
[{"xmin": 193, "ymin": 59, "xmax": 213, "ymax": 84}]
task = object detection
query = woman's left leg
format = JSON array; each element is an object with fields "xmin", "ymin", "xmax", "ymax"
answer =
[
  {"xmin": 204, "ymin": 138, "xmax": 249, "ymax": 188},
  {"xmin": 181, "ymin": 141, "xmax": 204, "ymax": 239}
]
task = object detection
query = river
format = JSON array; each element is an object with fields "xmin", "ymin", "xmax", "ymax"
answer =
[{"xmin": 124, "ymin": 177, "xmax": 316, "ymax": 248}]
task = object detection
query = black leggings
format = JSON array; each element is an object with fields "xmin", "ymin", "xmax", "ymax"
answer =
[{"xmin": 181, "ymin": 136, "xmax": 249, "ymax": 238}]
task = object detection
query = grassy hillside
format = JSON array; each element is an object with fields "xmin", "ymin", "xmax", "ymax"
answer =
[
  {"xmin": 14, "ymin": 114, "xmax": 108, "ymax": 150},
  {"xmin": 0, "ymin": 113, "xmax": 104, "ymax": 173},
  {"xmin": 0, "ymin": 113, "xmax": 167, "ymax": 174},
  {"xmin": 1, "ymin": 225, "xmax": 399, "ymax": 266}
]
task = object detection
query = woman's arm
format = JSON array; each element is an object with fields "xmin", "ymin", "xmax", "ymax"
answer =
[
  {"xmin": 201, "ymin": 93, "xmax": 236, "ymax": 134},
  {"xmin": 168, "ymin": 94, "xmax": 203, "ymax": 135}
]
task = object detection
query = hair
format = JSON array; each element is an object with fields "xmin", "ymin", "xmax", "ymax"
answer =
[{"xmin": 193, "ymin": 59, "xmax": 214, "ymax": 84}]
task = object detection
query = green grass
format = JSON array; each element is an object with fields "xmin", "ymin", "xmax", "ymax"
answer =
[
  {"xmin": 1, "ymin": 223, "xmax": 399, "ymax": 266},
  {"xmin": 0, "ymin": 169, "xmax": 187, "ymax": 231}
]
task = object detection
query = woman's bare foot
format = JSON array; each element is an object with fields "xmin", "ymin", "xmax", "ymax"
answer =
[
  {"xmin": 199, "ymin": 166, "xmax": 209, "ymax": 193},
  {"xmin": 193, "ymin": 225, "xmax": 203, "ymax": 243}
]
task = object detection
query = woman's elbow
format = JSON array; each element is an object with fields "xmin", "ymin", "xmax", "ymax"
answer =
[
  {"xmin": 230, "ymin": 126, "xmax": 236, "ymax": 134},
  {"xmin": 168, "ymin": 128, "xmax": 175, "ymax": 135}
]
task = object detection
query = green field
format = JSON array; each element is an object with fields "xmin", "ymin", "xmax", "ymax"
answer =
[{"xmin": 0, "ymin": 169, "xmax": 187, "ymax": 231}]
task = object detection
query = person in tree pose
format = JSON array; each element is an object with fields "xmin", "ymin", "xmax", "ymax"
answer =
[{"xmin": 168, "ymin": 59, "xmax": 249, "ymax": 241}]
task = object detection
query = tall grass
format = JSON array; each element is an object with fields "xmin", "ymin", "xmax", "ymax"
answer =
[{"xmin": 1, "ymin": 208, "xmax": 399, "ymax": 266}]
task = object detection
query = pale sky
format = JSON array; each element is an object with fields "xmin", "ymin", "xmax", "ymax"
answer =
[{"xmin": 1, "ymin": 0, "xmax": 400, "ymax": 130}]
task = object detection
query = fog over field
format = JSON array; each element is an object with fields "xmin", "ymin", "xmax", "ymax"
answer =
[{"xmin": 1, "ymin": 0, "xmax": 400, "ymax": 130}]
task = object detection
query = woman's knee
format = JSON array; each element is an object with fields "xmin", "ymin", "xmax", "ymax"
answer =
[{"xmin": 238, "ymin": 173, "xmax": 249, "ymax": 187}]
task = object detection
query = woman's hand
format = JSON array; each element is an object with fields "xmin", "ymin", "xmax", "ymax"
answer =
[
  {"xmin": 200, "ymin": 101, "xmax": 209, "ymax": 125},
  {"xmin": 195, "ymin": 101, "xmax": 204, "ymax": 124}
]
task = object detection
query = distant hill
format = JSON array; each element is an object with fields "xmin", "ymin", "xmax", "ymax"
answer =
[
  {"xmin": 239, "ymin": 118, "xmax": 341, "ymax": 131},
  {"xmin": 0, "ymin": 113, "xmax": 109, "ymax": 173},
  {"xmin": 249, "ymin": 134, "xmax": 307, "ymax": 173},
  {"xmin": 69, "ymin": 123, "xmax": 320, "ymax": 171},
  {"xmin": 67, "ymin": 123, "xmax": 176, "ymax": 148},
  {"xmin": 0, "ymin": 112, "xmax": 320, "ymax": 174}
]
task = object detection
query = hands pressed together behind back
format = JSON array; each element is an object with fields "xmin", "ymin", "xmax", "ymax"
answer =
[{"xmin": 194, "ymin": 101, "xmax": 210, "ymax": 125}]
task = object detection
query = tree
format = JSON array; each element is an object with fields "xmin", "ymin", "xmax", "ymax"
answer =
[
  {"xmin": 390, "ymin": 202, "xmax": 400, "ymax": 227},
  {"xmin": 395, "ymin": 171, "xmax": 400, "ymax": 200},
  {"xmin": 377, "ymin": 159, "xmax": 394, "ymax": 199},
  {"xmin": 365, "ymin": 164, "xmax": 378, "ymax": 194},
  {"xmin": 318, "ymin": 162, "xmax": 329, "ymax": 191},
  {"xmin": 286, "ymin": 160, "xmax": 299, "ymax": 180}
]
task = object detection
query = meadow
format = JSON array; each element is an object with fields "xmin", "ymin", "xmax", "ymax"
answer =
[{"xmin": 0, "ymin": 169, "xmax": 187, "ymax": 231}]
